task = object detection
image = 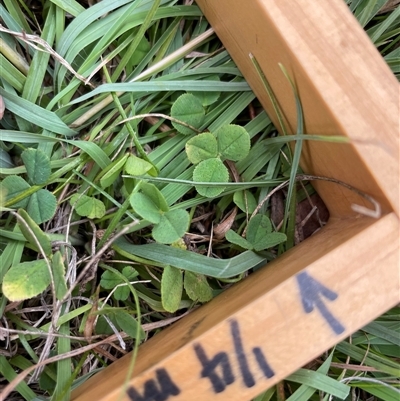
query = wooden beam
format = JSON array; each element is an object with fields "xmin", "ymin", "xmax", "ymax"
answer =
[
  {"xmin": 195, "ymin": 0, "xmax": 399, "ymax": 218},
  {"xmin": 72, "ymin": 214, "xmax": 399, "ymax": 401}
]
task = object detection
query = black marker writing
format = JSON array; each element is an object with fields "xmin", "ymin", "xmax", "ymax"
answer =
[
  {"xmin": 231, "ymin": 319, "xmax": 255, "ymax": 387},
  {"xmin": 194, "ymin": 319, "xmax": 275, "ymax": 393},
  {"xmin": 296, "ymin": 271, "xmax": 345, "ymax": 335},
  {"xmin": 252, "ymin": 347, "xmax": 275, "ymax": 378},
  {"xmin": 127, "ymin": 368, "xmax": 180, "ymax": 401},
  {"xmin": 194, "ymin": 346, "xmax": 234, "ymax": 393}
]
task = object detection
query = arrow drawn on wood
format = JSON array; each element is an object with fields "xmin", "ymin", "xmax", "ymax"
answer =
[{"xmin": 296, "ymin": 271, "xmax": 345, "ymax": 335}]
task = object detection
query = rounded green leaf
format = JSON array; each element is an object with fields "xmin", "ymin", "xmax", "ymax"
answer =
[
  {"xmin": 152, "ymin": 209, "xmax": 190, "ymax": 244},
  {"xmin": 21, "ymin": 148, "xmax": 51, "ymax": 185},
  {"xmin": 185, "ymin": 132, "xmax": 218, "ymax": 164},
  {"xmin": 225, "ymin": 229, "xmax": 253, "ymax": 250},
  {"xmin": 189, "ymin": 76, "xmax": 221, "ymax": 106},
  {"xmin": 70, "ymin": 193, "xmax": 105, "ymax": 220},
  {"xmin": 137, "ymin": 182, "xmax": 169, "ymax": 212},
  {"xmin": 192, "ymin": 158, "xmax": 229, "ymax": 198},
  {"xmin": 130, "ymin": 192, "xmax": 162, "ymax": 224},
  {"xmin": 171, "ymin": 93, "xmax": 205, "ymax": 135},
  {"xmin": 214, "ymin": 124, "xmax": 250, "ymax": 161},
  {"xmin": 184, "ymin": 271, "xmax": 213, "ymax": 302},
  {"xmin": 115, "ymin": 311, "xmax": 145, "ymax": 340},
  {"xmin": 233, "ymin": 190, "xmax": 257, "ymax": 214},
  {"xmin": 246, "ymin": 214, "xmax": 287, "ymax": 251},
  {"xmin": 27, "ymin": 189, "xmax": 57, "ymax": 224},
  {"xmin": 161, "ymin": 265, "xmax": 182, "ymax": 313},
  {"xmin": 0, "ymin": 175, "xmax": 30, "ymax": 208},
  {"xmin": 253, "ymin": 232, "xmax": 287, "ymax": 251},
  {"xmin": 2, "ymin": 259, "xmax": 51, "ymax": 301},
  {"xmin": 100, "ymin": 270, "xmax": 121, "ymax": 290},
  {"xmin": 125, "ymin": 154, "xmax": 157, "ymax": 176},
  {"xmin": 246, "ymin": 214, "xmax": 272, "ymax": 246}
]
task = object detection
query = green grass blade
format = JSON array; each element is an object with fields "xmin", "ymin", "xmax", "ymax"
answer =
[
  {"xmin": 49, "ymin": 0, "xmax": 85, "ymax": 17},
  {"xmin": 0, "ymin": 54, "xmax": 26, "ymax": 91},
  {"xmin": 113, "ymin": 237, "xmax": 266, "ymax": 278},
  {"xmin": 0, "ymin": 355, "xmax": 37, "ymax": 400},
  {"xmin": 286, "ymin": 350, "xmax": 334, "ymax": 401},
  {"xmin": 250, "ymin": 54, "xmax": 288, "ymax": 136},
  {"xmin": 111, "ymin": 0, "xmax": 161, "ymax": 81},
  {"xmin": 68, "ymin": 81, "xmax": 251, "ymax": 105},
  {"xmin": 22, "ymin": 4, "xmax": 56, "ymax": 103},
  {"xmin": 362, "ymin": 321, "xmax": 400, "ymax": 346},
  {"xmin": 0, "ymin": 89, "xmax": 76, "ymax": 136},
  {"xmin": 287, "ymin": 369, "xmax": 350, "ymax": 399},
  {"xmin": 369, "ymin": 5, "xmax": 400, "ymax": 44},
  {"xmin": 52, "ymin": 321, "xmax": 71, "ymax": 401}
]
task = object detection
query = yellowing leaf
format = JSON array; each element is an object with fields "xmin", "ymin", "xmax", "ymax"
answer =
[
  {"xmin": 184, "ymin": 272, "xmax": 213, "ymax": 303},
  {"xmin": 2, "ymin": 260, "xmax": 51, "ymax": 301}
]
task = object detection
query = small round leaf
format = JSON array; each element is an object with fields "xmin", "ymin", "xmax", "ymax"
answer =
[
  {"xmin": 184, "ymin": 271, "xmax": 213, "ymax": 302},
  {"xmin": 130, "ymin": 192, "xmax": 162, "ymax": 224},
  {"xmin": 125, "ymin": 154, "xmax": 157, "ymax": 177},
  {"xmin": 189, "ymin": 75, "xmax": 221, "ymax": 106},
  {"xmin": 1, "ymin": 175, "xmax": 30, "ymax": 208},
  {"xmin": 136, "ymin": 182, "xmax": 169, "ymax": 212},
  {"xmin": 2, "ymin": 259, "xmax": 51, "ymax": 301},
  {"xmin": 115, "ymin": 311, "xmax": 145, "ymax": 339},
  {"xmin": 70, "ymin": 194, "xmax": 105, "ymax": 220},
  {"xmin": 214, "ymin": 124, "xmax": 250, "ymax": 161},
  {"xmin": 233, "ymin": 190, "xmax": 257, "ymax": 214},
  {"xmin": 246, "ymin": 214, "xmax": 287, "ymax": 251},
  {"xmin": 192, "ymin": 158, "xmax": 229, "ymax": 198},
  {"xmin": 27, "ymin": 189, "xmax": 57, "ymax": 224},
  {"xmin": 225, "ymin": 229, "xmax": 253, "ymax": 250},
  {"xmin": 21, "ymin": 148, "xmax": 51, "ymax": 185},
  {"xmin": 152, "ymin": 209, "xmax": 190, "ymax": 244},
  {"xmin": 171, "ymin": 93, "xmax": 205, "ymax": 135},
  {"xmin": 161, "ymin": 265, "xmax": 182, "ymax": 313},
  {"xmin": 185, "ymin": 132, "xmax": 218, "ymax": 164},
  {"xmin": 246, "ymin": 214, "xmax": 272, "ymax": 248}
]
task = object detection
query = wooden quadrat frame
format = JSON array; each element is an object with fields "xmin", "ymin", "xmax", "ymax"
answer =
[{"xmin": 72, "ymin": 1, "xmax": 399, "ymax": 400}]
